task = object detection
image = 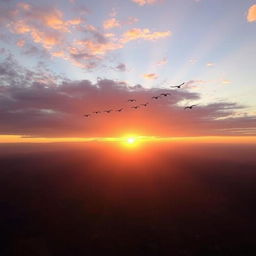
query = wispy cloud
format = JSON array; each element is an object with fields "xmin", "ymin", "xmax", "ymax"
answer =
[
  {"xmin": 143, "ymin": 73, "xmax": 158, "ymax": 80},
  {"xmin": 157, "ymin": 57, "xmax": 168, "ymax": 66},
  {"xmin": 132, "ymin": 0, "xmax": 163, "ymax": 6},
  {"xmin": 206, "ymin": 62, "xmax": 215, "ymax": 67},
  {"xmin": 222, "ymin": 79, "xmax": 231, "ymax": 85},
  {"xmin": 122, "ymin": 28, "xmax": 171, "ymax": 43}
]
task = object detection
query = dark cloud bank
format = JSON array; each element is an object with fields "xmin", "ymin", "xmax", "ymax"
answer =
[{"xmin": 0, "ymin": 54, "xmax": 256, "ymax": 138}]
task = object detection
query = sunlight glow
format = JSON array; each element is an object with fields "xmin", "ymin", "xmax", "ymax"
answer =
[
  {"xmin": 1, "ymin": 135, "xmax": 256, "ymax": 144},
  {"xmin": 127, "ymin": 137, "xmax": 136, "ymax": 144}
]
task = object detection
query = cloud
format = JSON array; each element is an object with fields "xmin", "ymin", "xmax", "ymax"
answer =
[
  {"xmin": 0, "ymin": 56, "xmax": 255, "ymax": 137},
  {"xmin": 103, "ymin": 16, "xmax": 139, "ymax": 30},
  {"xmin": 16, "ymin": 39, "xmax": 25, "ymax": 47},
  {"xmin": 122, "ymin": 28, "xmax": 171, "ymax": 43},
  {"xmin": 0, "ymin": 2, "xmax": 171, "ymax": 70},
  {"xmin": 115, "ymin": 63, "xmax": 127, "ymax": 72},
  {"xmin": 132, "ymin": 0, "xmax": 163, "ymax": 6},
  {"xmin": 222, "ymin": 79, "xmax": 231, "ymax": 85},
  {"xmin": 247, "ymin": 5, "xmax": 256, "ymax": 22},
  {"xmin": 103, "ymin": 18, "xmax": 120, "ymax": 29},
  {"xmin": 206, "ymin": 62, "xmax": 215, "ymax": 67},
  {"xmin": 189, "ymin": 59, "xmax": 197, "ymax": 65},
  {"xmin": 143, "ymin": 73, "xmax": 158, "ymax": 80},
  {"xmin": 74, "ymin": 39, "xmax": 122, "ymax": 55},
  {"xmin": 3, "ymin": 3, "xmax": 83, "ymax": 50},
  {"xmin": 185, "ymin": 80, "xmax": 208, "ymax": 89},
  {"xmin": 157, "ymin": 57, "xmax": 168, "ymax": 66},
  {"xmin": 126, "ymin": 17, "xmax": 139, "ymax": 25},
  {"xmin": 11, "ymin": 20, "xmax": 63, "ymax": 49}
]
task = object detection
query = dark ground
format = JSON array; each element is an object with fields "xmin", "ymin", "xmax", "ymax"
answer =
[{"xmin": 0, "ymin": 142, "xmax": 256, "ymax": 256}]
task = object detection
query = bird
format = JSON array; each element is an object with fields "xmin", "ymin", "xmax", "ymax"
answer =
[
  {"xmin": 104, "ymin": 109, "xmax": 113, "ymax": 113},
  {"xmin": 184, "ymin": 104, "xmax": 197, "ymax": 110},
  {"xmin": 160, "ymin": 93, "xmax": 170, "ymax": 97},
  {"xmin": 152, "ymin": 96, "xmax": 160, "ymax": 100},
  {"xmin": 140, "ymin": 103, "xmax": 149, "ymax": 107},
  {"xmin": 131, "ymin": 106, "xmax": 140, "ymax": 109},
  {"xmin": 84, "ymin": 114, "xmax": 91, "ymax": 117},
  {"xmin": 128, "ymin": 99, "xmax": 136, "ymax": 102},
  {"xmin": 171, "ymin": 82, "xmax": 185, "ymax": 89},
  {"xmin": 93, "ymin": 111, "xmax": 101, "ymax": 114},
  {"xmin": 116, "ymin": 108, "xmax": 123, "ymax": 112}
]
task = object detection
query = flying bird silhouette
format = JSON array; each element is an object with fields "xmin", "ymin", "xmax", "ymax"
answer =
[
  {"xmin": 171, "ymin": 82, "xmax": 185, "ymax": 89},
  {"xmin": 152, "ymin": 96, "xmax": 160, "ymax": 100},
  {"xmin": 160, "ymin": 93, "xmax": 171, "ymax": 97},
  {"xmin": 128, "ymin": 99, "xmax": 136, "ymax": 102},
  {"xmin": 184, "ymin": 104, "xmax": 198, "ymax": 110},
  {"xmin": 104, "ymin": 109, "xmax": 113, "ymax": 113},
  {"xmin": 93, "ymin": 111, "xmax": 101, "ymax": 114},
  {"xmin": 140, "ymin": 103, "xmax": 149, "ymax": 107},
  {"xmin": 116, "ymin": 108, "xmax": 123, "ymax": 112},
  {"xmin": 131, "ymin": 106, "xmax": 140, "ymax": 109},
  {"xmin": 84, "ymin": 114, "xmax": 91, "ymax": 117}
]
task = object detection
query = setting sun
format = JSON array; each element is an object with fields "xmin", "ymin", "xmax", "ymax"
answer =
[{"xmin": 127, "ymin": 137, "xmax": 136, "ymax": 144}]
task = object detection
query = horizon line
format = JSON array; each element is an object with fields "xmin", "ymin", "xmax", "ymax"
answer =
[{"xmin": 0, "ymin": 135, "xmax": 256, "ymax": 144}]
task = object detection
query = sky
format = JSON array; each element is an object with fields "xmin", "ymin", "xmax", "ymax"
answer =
[{"xmin": 0, "ymin": 0, "xmax": 255, "ymax": 140}]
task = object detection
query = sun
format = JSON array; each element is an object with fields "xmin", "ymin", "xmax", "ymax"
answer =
[
  {"xmin": 127, "ymin": 137, "xmax": 136, "ymax": 144},
  {"xmin": 121, "ymin": 135, "xmax": 139, "ymax": 148}
]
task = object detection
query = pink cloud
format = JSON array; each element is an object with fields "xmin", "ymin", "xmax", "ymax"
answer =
[
  {"xmin": 132, "ymin": 0, "xmax": 164, "ymax": 6},
  {"xmin": 16, "ymin": 39, "xmax": 25, "ymax": 47}
]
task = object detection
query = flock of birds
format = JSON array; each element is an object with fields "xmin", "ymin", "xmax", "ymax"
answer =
[{"xmin": 84, "ymin": 82, "xmax": 198, "ymax": 117}]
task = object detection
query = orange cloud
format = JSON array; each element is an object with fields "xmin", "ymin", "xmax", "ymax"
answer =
[
  {"xmin": 3, "ymin": 3, "xmax": 170, "ymax": 70},
  {"xmin": 132, "ymin": 0, "xmax": 163, "ymax": 6},
  {"xmin": 247, "ymin": 5, "xmax": 256, "ymax": 22},
  {"xmin": 75, "ymin": 40, "xmax": 122, "ymax": 55},
  {"xmin": 222, "ymin": 79, "xmax": 231, "ymax": 85},
  {"xmin": 143, "ymin": 73, "xmax": 158, "ymax": 80},
  {"xmin": 7, "ymin": 3, "xmax": 83, "ymax": 50},
  {"xmin": 11, "ymin": 20, "xmax": 62, "ymax": 48},
  {"xmin": 51, "ymin": 51, "xmax": 67, "ymax": 58},
  {"xmin": 103, "ymin": 18, "xmax": 120, "ymax": 29},
  {"xmin": 122, "ymin": 28, "xmax": 171, "ymax": 43}
]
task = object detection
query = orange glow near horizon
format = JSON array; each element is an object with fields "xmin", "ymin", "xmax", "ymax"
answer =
[{"xmin": 1, "ymin": 135, "xmax": 256, "ymax": 144}]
